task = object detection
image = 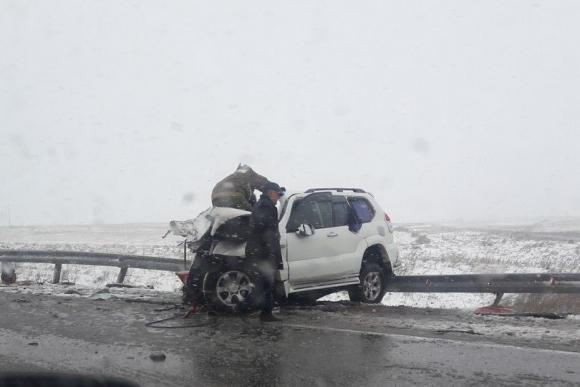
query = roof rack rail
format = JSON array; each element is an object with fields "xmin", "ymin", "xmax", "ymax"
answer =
[{"xmin": 305, "ymin": 188, "xmax": 366, "ymax": 193}]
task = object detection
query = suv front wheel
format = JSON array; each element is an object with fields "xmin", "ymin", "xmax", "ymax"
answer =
[
  {"xmin": 348, "ymin": 263, "xmax": 386, "ymax": 303},
  {"xmin": 203, "ymin": 265, "xmax": 264, "ymax": 312}
]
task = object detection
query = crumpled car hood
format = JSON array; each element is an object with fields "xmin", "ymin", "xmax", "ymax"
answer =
[{"xmin": 168, "ymin": 207, "xmax": 251, "ymax": 242}]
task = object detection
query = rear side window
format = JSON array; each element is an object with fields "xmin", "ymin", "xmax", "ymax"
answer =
[
  {"xmin": 348, "ymin": 197, "xmax": 375, "ymax": 223},
  {"xmin": 332, "ymin": 197, "xmax": 351, "ymax": 227}
]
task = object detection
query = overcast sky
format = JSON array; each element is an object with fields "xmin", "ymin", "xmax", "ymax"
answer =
[{"xmin": 1, "ymin": 0, "xmax": 579, "ymax": 226}]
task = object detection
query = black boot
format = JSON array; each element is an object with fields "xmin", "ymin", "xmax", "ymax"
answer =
[{"xmin": 260, "ymin": 312, "xmax": 282, "ymax": 322}]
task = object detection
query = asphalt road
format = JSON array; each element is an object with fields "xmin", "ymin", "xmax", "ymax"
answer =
[{"xmin": 1, "ymin": 289, "xmax": 579, "ymax": 386}]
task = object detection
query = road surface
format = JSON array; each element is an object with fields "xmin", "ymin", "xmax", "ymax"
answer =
[{"xmin": 1, "ymin": 288, "xmax": 579, "ymax": 386}]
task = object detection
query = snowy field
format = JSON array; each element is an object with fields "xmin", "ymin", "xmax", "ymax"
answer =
[
  {"xmin": 380, "ymin": 221, "xmax": 580, "ymax": 310},
  {"xmin": 1, "ymin": 220, "xmax": 579, "ymax": 311}
]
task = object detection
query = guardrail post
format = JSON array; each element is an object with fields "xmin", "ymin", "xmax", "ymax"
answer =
[
  {"xmin": 52, "ymin": 263, "xmax": 62, "ymax": 284},
  {"xmin": 116, "ymin": 266, "xmax": 128, "ymax": 284}
]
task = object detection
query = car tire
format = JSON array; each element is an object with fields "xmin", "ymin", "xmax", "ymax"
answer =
[
  {"xmin": 203, "ymin": 265, "xmax": 264, "ymax": 312},
  {"xmin": 348, "ymin": 263, "xmax": 386, "ymax": 303}
]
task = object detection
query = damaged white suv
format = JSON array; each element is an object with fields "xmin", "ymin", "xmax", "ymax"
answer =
[{"xmin": 173, "ymin": 188, "xmax": 399, "ymax": 310}]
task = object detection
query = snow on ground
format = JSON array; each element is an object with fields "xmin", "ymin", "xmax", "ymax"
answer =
[{"xmin": 1, "ymin": 222, "xmax": 579, "ymax": 310}]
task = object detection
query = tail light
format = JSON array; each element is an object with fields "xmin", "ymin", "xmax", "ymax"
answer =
[
  {"xmin": 385, "ymin": 212, "xmax": 394, "ymax": 233},
  {"xmin": 176, "ymin": 271, "xmax": 189, "ymax": 285}
]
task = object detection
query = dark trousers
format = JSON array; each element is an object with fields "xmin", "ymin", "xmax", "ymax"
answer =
[
  {"xmin": 252, "ymin": 259, "xmax": 275, "ymax": 314},
  {"xmin": 262, "ymin": 273, "xmax": 274, "ymax": 314},
  {"xmin": 185, "ymin": 255, "xmax": 209, "ymax": 304}
]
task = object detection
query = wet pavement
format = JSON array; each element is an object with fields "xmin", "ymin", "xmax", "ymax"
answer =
[{"xmin": 1, "ymin": 289, "xmax": 580, "ymax": 386}]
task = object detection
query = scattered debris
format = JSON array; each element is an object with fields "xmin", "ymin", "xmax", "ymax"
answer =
[
  {"xmin": 90, "ymin": 288, "xmax": 113, "ymax": 300},
  {"xmin": 106, "ymin": 283, "xmax": 136, "ymax": 288},
  {"xmin": 153, "ymin": 305, "xmax": 184, "ymax": 312},
  {"xmin": 507, "ymin": 312, "xmax": 567, "ymax": 320},
  {"xmin": 474, "ymin": 306, "xmax": 513, "ymax": 315},
  {"xmin": 475, "ymin": 307, "xmax": 568, "ymax": 319},
  {"xmin": 91, "ymin": 293, "xmax": 113, "ymax": 301},
  {"xmin": 16, "ymin": 280, "xmax": 35, "ymax": 286},
  {"xmin": 123, "ymin": 299, "xmax": 175, "ymax": 306},
  {"xmin": 149, "ymin": 352, "xmax": 167, "ymax": 362},
  {"xmin": 91, "ymin": 288, "xmax": 111, "ymax": 295},
  {"xmin": 434, "ymin": 328, "xmax": 482, "ymax": 335}
]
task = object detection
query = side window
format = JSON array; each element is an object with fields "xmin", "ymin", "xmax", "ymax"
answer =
[
  {"xmin": 348, "ymin": 197, "xmax": 375, "ymax": 223},
  {"xmin": 287, "ymin": 197, "xmax": 333, "ymax": 231},
  {"xmin": 332, "ymin": 196, "xmax": 351, "ymax": 227},
  {"xmin": 286, "ymin": 200, "xmax": 306, "ymax": 231}
]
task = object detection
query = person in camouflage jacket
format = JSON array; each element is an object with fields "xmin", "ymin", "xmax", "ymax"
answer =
[{"xmin": 211, "ymin": 164, "xmax": 272, "ymax": 211}]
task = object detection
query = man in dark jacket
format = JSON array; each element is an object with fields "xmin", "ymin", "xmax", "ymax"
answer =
[
  {"xmin": 183, "ymin": 165, "xmax": 273, "ymax": 315},
  {"xmin": 246, "ymin": 182, "xmax": 285, "ymax": 322},
  {"xmin": 211, "ymin": 164, "xmax": 272, "ymax": 211}
]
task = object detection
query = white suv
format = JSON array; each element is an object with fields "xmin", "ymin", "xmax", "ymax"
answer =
[{"xmin": 175, "ymin": 187, "xmax": 399, "ymax": 310}]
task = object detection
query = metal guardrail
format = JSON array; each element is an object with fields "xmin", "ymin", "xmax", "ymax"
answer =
[
  {"xmin": 386, "ymin": 273, "xmax": 580, "ymax": 305},
  {"xmin": 2, "ymin": 249, "xmax": 580, "ymax": 304},
  {"xmin": 0, "ymin": 250, "xmax": 191, "ymax": 284},
  {"xmin": 386, "ymin": 273, "xmax": 580, "ymax": 293}
]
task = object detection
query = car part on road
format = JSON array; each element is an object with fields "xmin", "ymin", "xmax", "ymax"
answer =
[
  {"xmin": 473, "ymin": 306, "xmax": 568, "ymax": 319},
  {"xmin": 145, "ymin": 314, "xmax": 217, "ymax": 329},
  {"xmin": 434, "ymin": 328, "xmax": 483, "ymax": 335},
  {"xmin": 145, "ymin": 308, "xmax": 220, "ymax": 329}
]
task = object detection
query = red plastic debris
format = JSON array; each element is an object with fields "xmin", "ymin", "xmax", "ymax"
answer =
[{"xmin": 176, "ymin": 271, "xmax": 189, "ymax": 285}]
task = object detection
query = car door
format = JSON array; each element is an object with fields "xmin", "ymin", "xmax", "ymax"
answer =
[
  {"xmin": 285, "ymin": 193, "xmax": 335, "ymax": 286},
  {"xmin": 285, "ymin": 193, "xmax": 363, "ymax": 287}
]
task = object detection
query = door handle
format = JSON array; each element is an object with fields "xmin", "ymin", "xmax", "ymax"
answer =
[{"xmin": 327, "ymin": 232, "xmax": 338, "ymax": 238}]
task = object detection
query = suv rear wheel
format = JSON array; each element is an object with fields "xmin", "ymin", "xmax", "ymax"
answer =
[{"xmin": 348, "ymin": 263, "xmax": 386, "ymax": 303}]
